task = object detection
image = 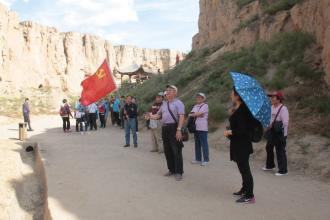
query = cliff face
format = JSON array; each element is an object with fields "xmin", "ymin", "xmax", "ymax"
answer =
[
  {"xmin": 192, "ymin": 0, "xmax": 330, "ymax": 86},
  {"xmin": 0, "ymin": 4, "xmax": 184, "ymax": 99}
]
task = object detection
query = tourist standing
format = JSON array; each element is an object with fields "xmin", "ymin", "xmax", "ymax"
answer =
[
  {"xmin": 123, "ymin": 95, "xmax": 138, "ymax": 148},
  {"xmin": 112, "ymin": 96, "xmax": 120, "ymax": 126},
  {"xmin": 263, "ymin": 91, "xmax": 289, "ymax": 176},
  {"xmin": 189, "ymin": 93, "xmax": 209, "ymax": 166},
  {"xmin": 98, "ymin": 101, "xmax": 106, "ymax": 128},
  {"xmin": 147, "ymin": 85, "xmax": 185, "ymax": 181},
  {"xmin": 88, "ymin": 102, "xmax": 98, "ymax": 130},
  {"xmin": 75, "ymin": 99, "xmax": 86, "ymax": 133},
  {"xmin": 148, "ymin": 92, "xmax": 164, "ymax": 153},
  {"xmin": 110, "ymin": 97, "xmax": 115, "ymax": 125},
  {"xmin": 22, "ymin": 98, "xmax": 33, "ymax": 131},
  {"xmin": 104, "ymin": 98, "xmax": 110, "ymax": 127},
  {"xmin": 60, "ymin": 99, "xmax": 73, "ymax": 132},
  {"xmin": 224, "ymin": 89, "xmax": 255, "ymax": 204}
]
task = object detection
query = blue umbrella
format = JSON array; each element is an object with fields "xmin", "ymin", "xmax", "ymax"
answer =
[{"xmin": 230, "ymin": 72, "xmax": 271, "ymax": 128}]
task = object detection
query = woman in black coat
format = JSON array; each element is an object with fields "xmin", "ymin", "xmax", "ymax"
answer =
[{"xmin": 224, "ymin": 89, "xmax": 255, "ymax": 204}]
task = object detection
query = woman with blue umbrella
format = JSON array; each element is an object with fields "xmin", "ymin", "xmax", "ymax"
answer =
[{"xmin": 224, "ymin": 72, "xmax": 271, "ymax": 204}]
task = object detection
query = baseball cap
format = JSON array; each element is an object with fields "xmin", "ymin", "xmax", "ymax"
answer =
[
  {"xmin": 268, "ymin": 91, "xmax": 284, "ymax": 100},
  {"xmin": 166, "ymin": 84, "xmax": 178, "ymax": 93},
  {"xmin": 196, "ymin": 92, "xmax": 206, "ymax": 100},
  {"xmin": 157, "ymin": 92, "xmax": 164, "ymax": 97}
]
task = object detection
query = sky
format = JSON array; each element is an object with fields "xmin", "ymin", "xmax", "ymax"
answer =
[{"xmin": 1, "ymin": 0, "xmax": 200, "ymax": 52}]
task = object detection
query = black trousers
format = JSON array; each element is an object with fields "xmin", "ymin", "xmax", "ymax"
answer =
[
  {"xmin": 62, "ymin": 117, "xmax": 70, "ymax": 131},
  {"xmin": 89, "ymin": 113, "xmax": 97, "ymax": 130},
  {"xmin": 236, "ymin": 156, "xmax": 254, "ymax": 198},
  {"xmin": 76, "ymin": 117, "xmax": 87, "ymax": 131},
  {"xmin": 265, "ymin": 137, "xmax": 288, "ymax": 173},
  {"xmin": 113, "ymin": 112, "xmax": 120, "ymax": 125},
  {"xmin": 99, "ymin": 113, "xmax": 105, "ymax": 128},
  {"xmin": 162, "ymin": 124, "xmax": 183, "ymax": 175}
]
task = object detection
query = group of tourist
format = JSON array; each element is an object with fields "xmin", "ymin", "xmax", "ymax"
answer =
[{"xmin": 22, "ymin": 83, "xmax": 289, "ymax": 205}]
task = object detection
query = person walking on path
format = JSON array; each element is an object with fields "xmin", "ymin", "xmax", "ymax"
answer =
[
  {"xmin": 113, "ymin": 96, "xmax": 121, "ymax": 126},
  {"xmin": 224, "ymin": 89, "xmax": 255, "ymax": 204},
  {"xmin": 262, "ymin": 91, "xmax": 289, "ymax": 176},
  {"xmin": 147, "ymin": 85, "xmax": 185, "ymax": 181},
  {"xmin": 189, "ymin": 93, "xmax": 209, "ymax": 166},
  {"xmin": 60, "ymin": 99, "xmax": 73, "ymax": 132},
  {"xmin": 22, "ymin": 98, "xmax": 33, "ymax": 131},
  {"xmin": 88, "ymin": 102, "xmax": 98, "ymax": 131},
  {"xmin": 147, "ymin": 92, "xmax": 164, "ymax": 153},
  {"xmin": 123, "ymin": 95, "xmax": 138, "ymax": 148}
]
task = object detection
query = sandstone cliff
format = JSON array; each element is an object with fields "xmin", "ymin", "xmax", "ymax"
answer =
[
  {"xmin": 0, "ymin": 3, "xmax": 184, "ymax": 102},
  {"xmin": 192, "ymin": 0, "xmax": 330, "ymax": 86}
]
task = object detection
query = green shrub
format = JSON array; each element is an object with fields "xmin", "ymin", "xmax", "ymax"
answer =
[
  {"xmin": 233, "ymin": 15, "xmax": 259, "ymax": 34},
  {"xmin": 236, "ymin": 0, "xmax": 257, "ymax": 9},
  {"xmin": 264, "ymin": 0, "xmax": 305, "ymax": 15}
]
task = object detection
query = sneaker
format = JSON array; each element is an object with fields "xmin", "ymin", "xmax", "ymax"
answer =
[
  {"xmin": 134, "ymin": 144, "xmax": 138, "ymax": 148},
  {"xmin": 191, "ymin": 160, "xmax": 201, "ymax": 164},
  {"xmin": 27, "ymin": 129, "xmax": 34, "ymax": 132},
  {"xmin": 236, "ymin": 196, "xmax": 255, "ymax": 204},
  {"xmin": 164, "ymin": 171, "xmax": 173, "ymax": 177},
  {"xmin": 233, "ymin": 189, "xmax": 245, "ymax": 196},
  {"xmin": 262, "ymin": 167, "xmax": 275, "ymax": 171},
  {"xmin": 175, "ymin": 174, "xmax": 183, "ymax": 181},
  {"xmin": 123, "ymin": 144, "xmax": 130, "ymax": 148},
  {"xmin": 150, "ymin": 149, "xmax": 158, "ymax": 152},
  {"xmin": 275, "ymin": 172, "xmax": 288, "ymax": 176},
  {"xmin": 201, "ymin": 161, "xmax": 209, "ymax": 166}
]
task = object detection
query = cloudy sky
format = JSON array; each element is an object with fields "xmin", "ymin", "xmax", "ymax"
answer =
[{"xmin": 1, "ymin": 0, "xmax": 199, "ymax": 52}]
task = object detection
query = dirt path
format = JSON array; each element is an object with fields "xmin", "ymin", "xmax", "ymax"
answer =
[{"xmin": 1, "ymin": 116, "xmax": 330, "ymax": 220}]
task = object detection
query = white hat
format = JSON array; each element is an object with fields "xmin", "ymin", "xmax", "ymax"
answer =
[
  {"xmin": 196, "ymin": 92, "xmax": 206, "ymax": 100},
  {"xmin": 166, "ymin": 84, "xmax": 178, "ymax": 93}
]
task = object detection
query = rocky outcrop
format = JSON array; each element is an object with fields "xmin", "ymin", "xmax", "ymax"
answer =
[
  {"xmin": 0, "ymin": 3, "xmax": 184, "ymax": 100},
  {"xmin": 192, "ymin": 0, "xmax": 330, "ymax": 86}
]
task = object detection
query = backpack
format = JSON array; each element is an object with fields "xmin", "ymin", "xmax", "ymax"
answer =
[
  {"xmin": 60, "ymin": 104, "xmax": 69, "ymax": 117},
  {"xmin": 250, "ymin": 118, "xmax": 264, "ymax": 143},
  {"xmin": 187, "ymin": 116, "xmax": 196, "ymax": 133},
  {"xmin": 99, "ymin": 105, "xmax": 105, "ymax": 113}
]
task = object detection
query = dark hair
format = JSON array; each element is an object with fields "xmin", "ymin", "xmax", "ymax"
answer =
[
  {"xmin": 25, "ymin": 98, "xmax": 29, "ymax": 101},
  {"xmin": 63, "ymin": 99, "xmax": 67, "ymax": 103},
  {"xmin": 232, "ymin": 87, "xmax": 242, "ymax": 101},
  {"xmin": 126, "ymin": 95, "xmax": 132, "ymax": 99}
]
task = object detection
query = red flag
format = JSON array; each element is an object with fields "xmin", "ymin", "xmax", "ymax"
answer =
[{"xmin": 80, "ymin": 59, "xmax": 117, "ymax": 106}]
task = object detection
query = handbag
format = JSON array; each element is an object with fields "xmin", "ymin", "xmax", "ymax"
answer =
[
  {"xmin": 187, "ymin": 104, "xmax": 204, "ymax": 133},
  {"xmin": 167, "ymin": 101, "xmax": 189, "ymax": 143},
  {"xmin": 264, "ymin": 105, "xmax": 284, "ymax": 141}
]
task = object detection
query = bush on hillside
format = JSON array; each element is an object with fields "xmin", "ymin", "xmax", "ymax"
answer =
[{"xmin": 263, "ymin": 0, "xmax": 305, "ymax": 15}]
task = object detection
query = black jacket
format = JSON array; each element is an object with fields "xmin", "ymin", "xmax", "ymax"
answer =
[{"xmin": 229, "ymin": 103, "xmax": 254, "ymax": 162}]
